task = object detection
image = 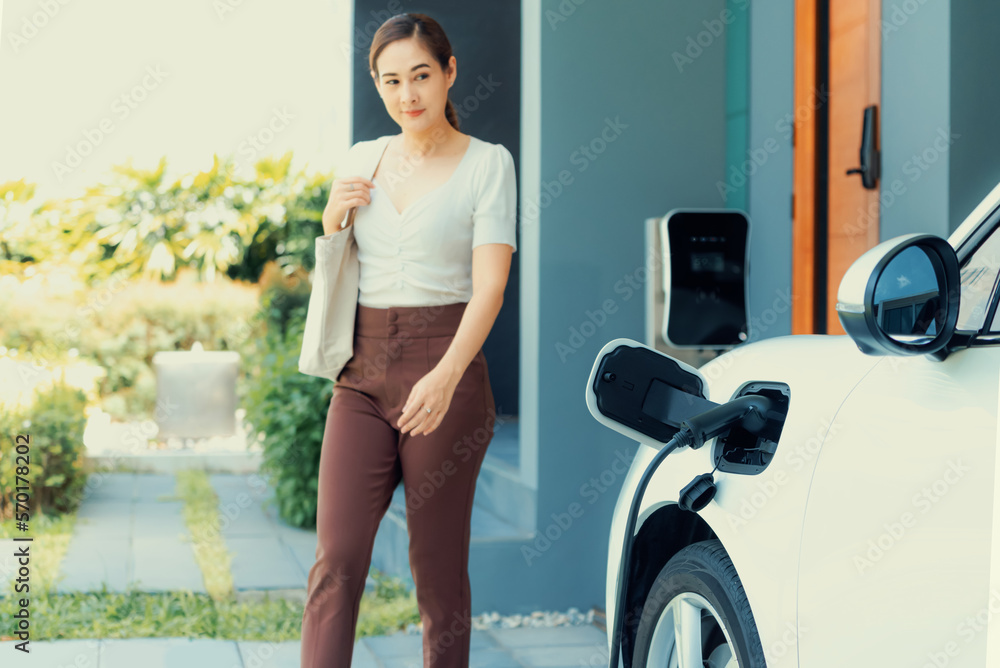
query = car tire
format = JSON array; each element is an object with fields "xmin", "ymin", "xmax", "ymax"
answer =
[{"xmin": 631, "ymin": 539, "xmax": 766, "ymax": 668}]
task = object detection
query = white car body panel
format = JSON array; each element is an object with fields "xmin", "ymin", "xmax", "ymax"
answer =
[
  {"xmin": 797, "ymin": 346, "xmax": 998, "ymax": 666},
  {"xmin": 605, "ymin": 335, "xmax": 882, "ymax": 666}
]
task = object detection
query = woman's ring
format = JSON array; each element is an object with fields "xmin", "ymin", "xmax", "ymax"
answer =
[
  {"xmin": 425, "ymin": 407, "xmax": 432, "ymax": 413},
  {"xmin": 349, "ymin": 183, "xmax": 355, "ymax": 191}
]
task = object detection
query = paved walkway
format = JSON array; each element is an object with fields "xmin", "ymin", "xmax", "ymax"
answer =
[
  {"xmin": 17, "ymin": 625, "xmax": 610, "ymax": 667},
  {"xmin": 0, "ymin": 472, "xmax": 611, "ymax": 667}
]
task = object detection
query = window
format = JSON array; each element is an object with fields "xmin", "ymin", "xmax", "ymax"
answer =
[{"xmin": 956, "ymin": 224, "xmax": 1000, "ymax": 332}]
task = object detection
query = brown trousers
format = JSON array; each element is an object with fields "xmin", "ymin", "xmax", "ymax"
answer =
[{"xmin": 300, "ymin": 301, "xmax": 496, "ymax": 668}]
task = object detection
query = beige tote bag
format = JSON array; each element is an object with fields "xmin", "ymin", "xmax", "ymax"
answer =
[{"xmin": 298, "ymin": 136, "xmax": 391, "ymax": 382}]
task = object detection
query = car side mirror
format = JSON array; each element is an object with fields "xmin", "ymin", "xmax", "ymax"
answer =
[{"xmin": 835, "ymin": 234, "xmax": 960, "ymax": 356}]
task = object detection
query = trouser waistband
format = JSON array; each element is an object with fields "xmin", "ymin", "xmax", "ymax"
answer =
[{"xmin": 355, "ymin": 302, "xmax": 468, "ymax": 338}]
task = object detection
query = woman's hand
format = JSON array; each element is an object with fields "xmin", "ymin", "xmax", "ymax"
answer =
[
  {"xmin": 321, "ymin": 176, "xmax": 377, "ymax": 235},
  {"xmin": 397, "ymin": 366, "xmax": 461, "ymax": 436}
]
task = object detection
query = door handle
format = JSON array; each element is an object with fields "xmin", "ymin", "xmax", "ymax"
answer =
[{"xmin": 846, "ymin": 104, "xmax": 880, "ymax": 189}]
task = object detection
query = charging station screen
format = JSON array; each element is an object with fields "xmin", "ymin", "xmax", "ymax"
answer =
[{"xmin": 665, "ymin": 211, "xmax": 748, "ymax": 347}]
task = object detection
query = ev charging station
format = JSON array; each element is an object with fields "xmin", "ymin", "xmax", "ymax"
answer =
[{"xmin": 660, "ymin": 209, "xmax": 751, "ymax": 349}]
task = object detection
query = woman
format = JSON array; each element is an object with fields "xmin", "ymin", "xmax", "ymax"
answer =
[{"xmin": 300, "ymin": 12, "xmax": 517, "ymax": 668}]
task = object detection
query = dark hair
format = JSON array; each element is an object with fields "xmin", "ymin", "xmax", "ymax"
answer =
[{"xmin": 370, "ymin": 13, "xmax": 460, "ymax": 131}]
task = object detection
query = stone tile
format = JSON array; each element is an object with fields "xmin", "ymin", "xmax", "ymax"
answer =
[
  {"xmin": 351, "ymin": 642, "xmax": 382, "ymax": 668},
  {"xmin": 275, "ymin": 527, "xmax": 317, "ymax": 578},
  {"xmin": 56, "ymin": 537, "xmax": 130, "ymax": 592},
  {"xmin": 216, "ymin": 500, "xmax": 273, "ymax": 538},
  {"xmin": 469, "ymin": 648, "xmax": 525, "ymax": 668},
  {"xmin": 238, "ymin": 640, "xmax": 380, "ymax": 668},
  {"xmin": 132, "ymin": 501, "xmax": 188, "ymax": 538},
  {"xmin": 9, "ymin": 638, "xmax": 100, "ymax": 667},
  {"xmin": 510, "ymin": 644, "xmax": 610, "ymax": 667},
  {"xmin": 488, "ymin": 625, "xmax": 607, "ymax": 648},
  {"xmin": 377, "ymin": 640, "xmax": 516, "ymax": 668},
  {"xmin": 383, "ymin": 656, "xmax": 424, "ymax": 668},
  {"xmin": 210, "ymin": 474, "xmax": 273, "ymax": 508},
  {"xmin": 75, "ymin": 500, "xmax": 132, "ymax": 521},
  {"xmin": 132, "ymin": 474, "xmax": 179, "ymax": 501},
  {"xmin": 226, "ymin": 537, "xmax": 307, "ymax": 590},
  {"xmin": 210, "ymin": 475, "xmax": 274, "ymax": 538},
  {"xmin": 100, "ymin": 637, "xmax": 243, "ymax": 668},
  {"xmin": 71, "ymin": 514, "xmax": 131, "ymax": 539},
  {"xmin": 363, "ymin": 632, "xmax": 424, "ymax": 659},
  {"xmin": 82, "ymin": 473, "xmax": 136, "ymax": 501},
  {"xmin": 209, "ymin": 472, "xmax": 264, "ymax": 494},
  {"xmin": 237, "ymin": 640, "xmax": 308, "ymax": 668},
  {"xmin": 132, "ymin": 536, "xmax": 205, "ymax": 593}
]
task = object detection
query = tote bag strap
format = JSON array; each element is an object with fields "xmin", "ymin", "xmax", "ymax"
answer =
[{"xmin": 344, "ymin": 135, "xmax": 394, "ymax": 229}]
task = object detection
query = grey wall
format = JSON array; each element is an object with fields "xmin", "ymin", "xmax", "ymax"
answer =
[
  {"xmin": 351, "ymin": 0, "xmax": 522, "ymax": 414},
  {"xmin": 879, "ymin": 0, "xmax": 951, "ymax": 240},
  {"xmin": 880, "ymin": 0, "xmax": 1000, "ymax": 240},
  {"xmin": 745, "ymin": 0, "xmax": 794, "ymax": 340},
  {"xmin": 949, "ymin": 1, "xmax": 1000, "ymax": 230},
  {"xmin": 523, "ymin": 0, "xmax": 736, "ymax": 610}
]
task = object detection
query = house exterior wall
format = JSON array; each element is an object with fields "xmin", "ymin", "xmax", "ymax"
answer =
[{"xmin": 521, "ymin": 0, "xmax": 792, "ymax": 609}]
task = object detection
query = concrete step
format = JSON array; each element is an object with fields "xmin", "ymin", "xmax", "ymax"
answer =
[
  {"xmin": 475, "ymin": 454, "xmax": 536, "ymax": 533},
  {"xmin": 472, "ymin": 416, "xmax": 536, "ymax": 533},
  {"xmin": 87, "ymin": 450, "xmax": 261, "ymax": 474},
  {"xmin": 370, "ymin": 481, "xmax": 535, "ymax": 594}
]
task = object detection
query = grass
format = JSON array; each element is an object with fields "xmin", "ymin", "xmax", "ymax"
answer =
[
  {"xmin": 174, "ymin": 470, "xmax": 234, "ymax": 601},
  {"xmin": 0, "ymin": 472, "xmax": 420, "ymax": 642}
]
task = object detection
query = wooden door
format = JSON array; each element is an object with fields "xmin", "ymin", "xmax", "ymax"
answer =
[{"xmin": 793, "ymin": 0, "xmax": 881, "ymax": 334}]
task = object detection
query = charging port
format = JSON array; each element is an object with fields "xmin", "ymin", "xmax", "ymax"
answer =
[{"xmin": 711, "ymin": 382, "xmax": 790, "ymax": 475}]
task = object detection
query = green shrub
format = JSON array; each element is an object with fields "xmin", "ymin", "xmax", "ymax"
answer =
[
  {"xmin": 241, "ymin": 311, "xmax": 330, "ymax": 528},
  {"xmin": 0, "ymin": 273, "xmax": 261, "ymax": 422},
  {"xmin": 0, "ymin": 379, "xmax": 89, "ymax": 520}
]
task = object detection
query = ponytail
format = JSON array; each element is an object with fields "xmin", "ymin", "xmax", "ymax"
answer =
[{"xmin": 445, "ymin": 98, "xmax": 460, "ymax": 131}]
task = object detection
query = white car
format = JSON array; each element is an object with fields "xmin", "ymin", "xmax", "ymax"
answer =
[{"xmin": 588, "ymin": 181, "xmax": 1000, "ymax": 668}]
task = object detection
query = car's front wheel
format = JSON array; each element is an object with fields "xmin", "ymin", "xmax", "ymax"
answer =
[{"xmin": 631, "ymin": 539, "xmax": 765, "ymax": 668}]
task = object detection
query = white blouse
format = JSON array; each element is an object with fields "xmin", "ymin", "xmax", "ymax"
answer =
[{"xmin": 320, "ymin": 133, "xmax": 517, "ymax": 309}]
